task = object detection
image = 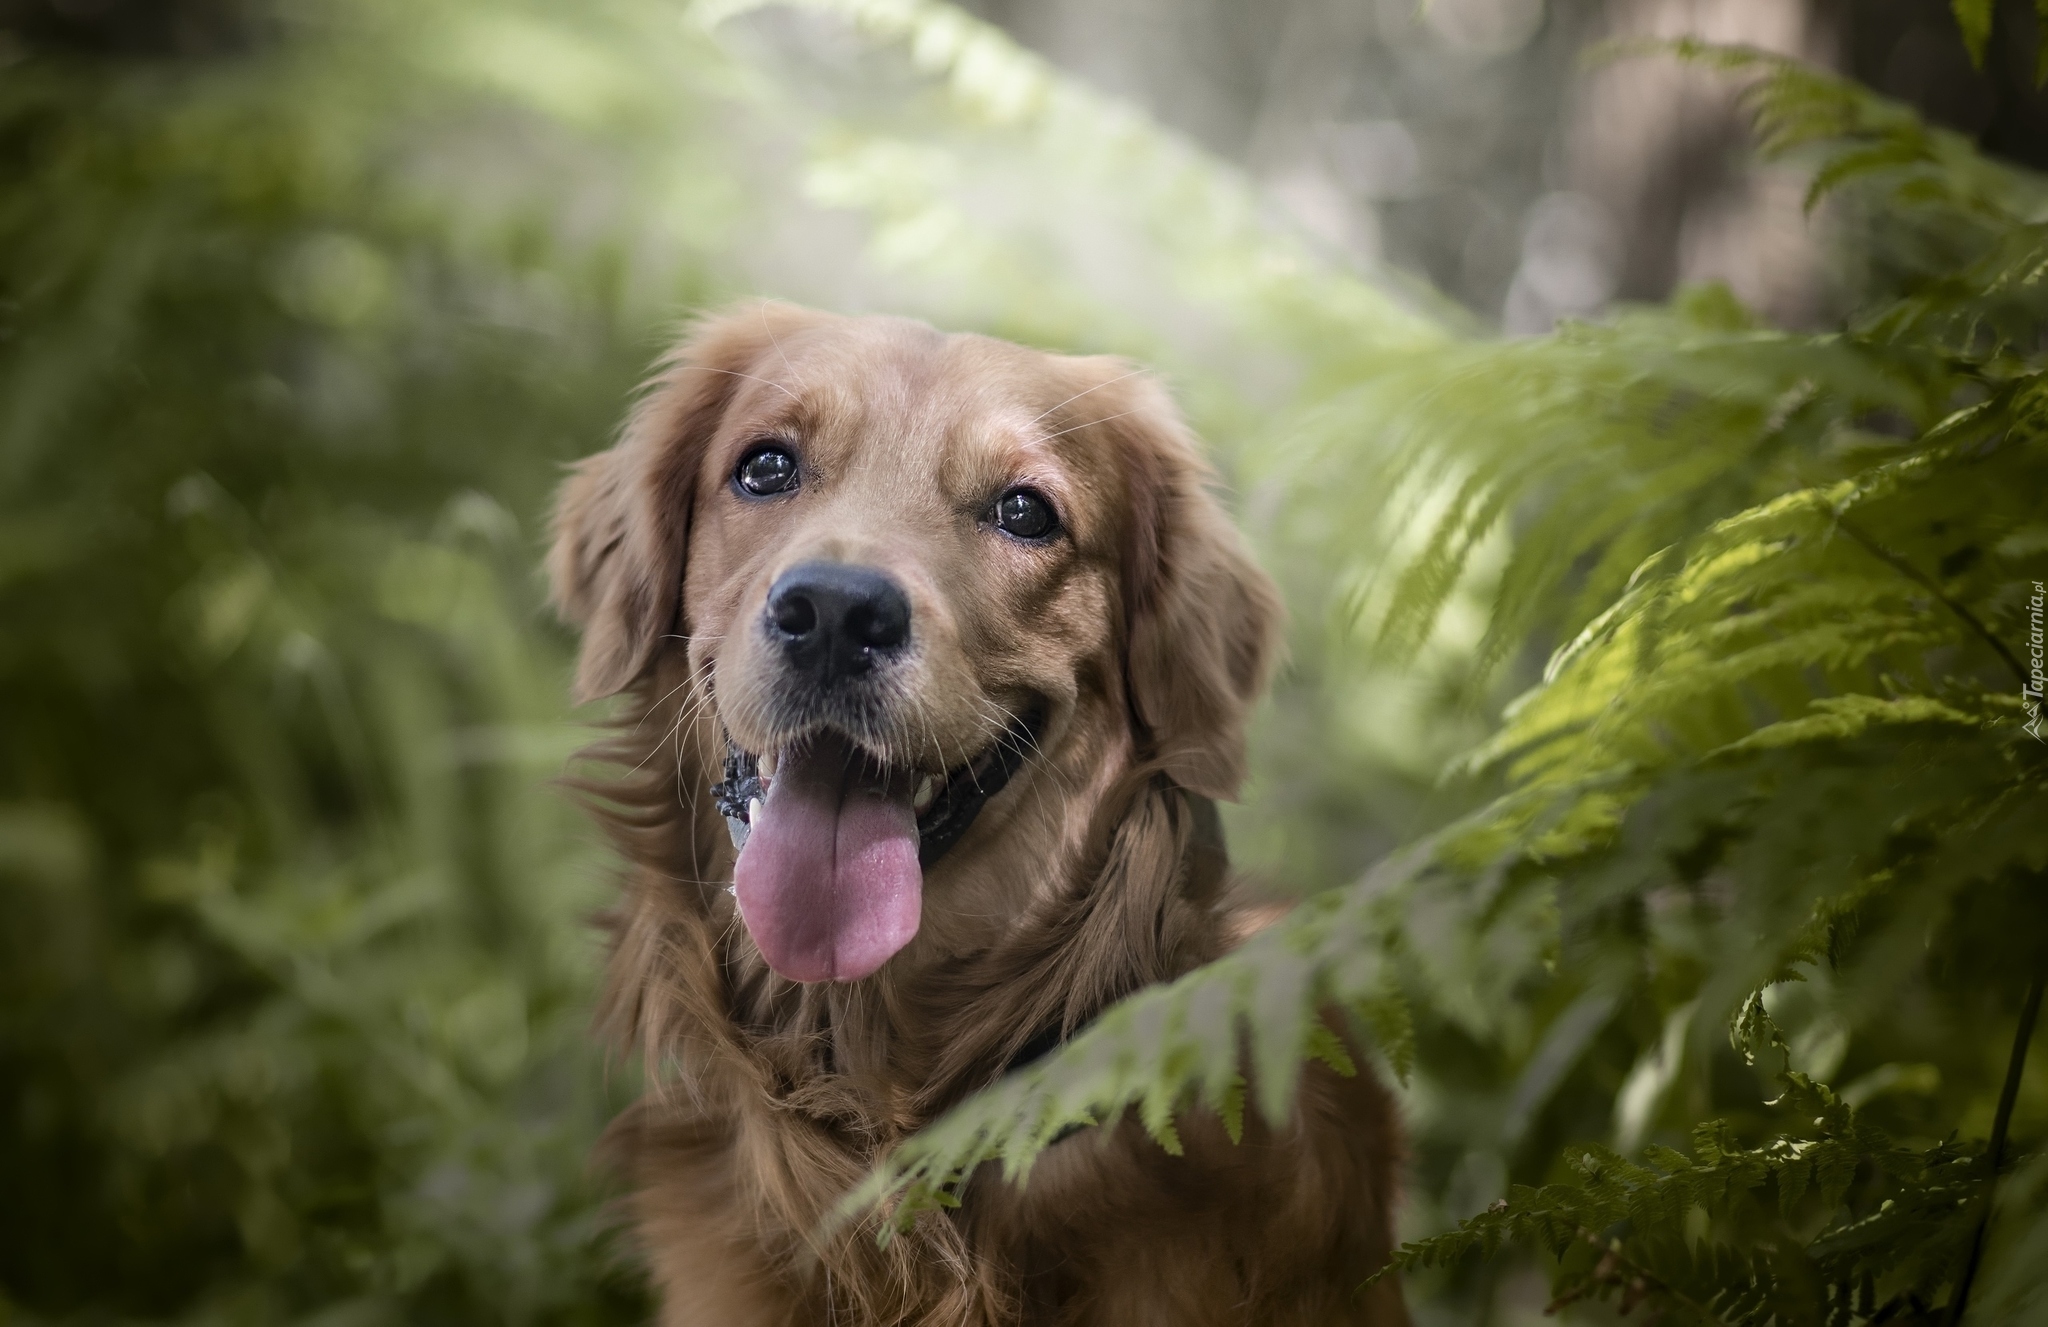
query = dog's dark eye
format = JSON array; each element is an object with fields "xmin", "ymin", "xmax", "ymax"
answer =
[
  {"xmin": 994, "ymin": 487, "xmax": 1058, "ymax": 541},
  {"xmin": 735, "ymin": 444, "xmax": 799, "ymax": 497}
]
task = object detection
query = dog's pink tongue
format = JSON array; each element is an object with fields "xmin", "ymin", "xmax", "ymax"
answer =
[{"xmin": 733, "ymin": 736, "xmax": 921, "ymax": 983}]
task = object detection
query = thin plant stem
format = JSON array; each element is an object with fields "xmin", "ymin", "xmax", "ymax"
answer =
[
  {"xmin": 1835, "ymin": 518, "xmax": 2029, "ymax": 692},
  {"xmin": 1945, "ymin": 969, "xmax": 2046, "ymax": 1326}
]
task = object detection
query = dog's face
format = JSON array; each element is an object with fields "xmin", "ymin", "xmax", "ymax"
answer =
[{"xmin": 549, "ymin": 306, "xmax": 1278, "ymax": 984}]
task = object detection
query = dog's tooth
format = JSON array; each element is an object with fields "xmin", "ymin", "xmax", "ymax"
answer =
[
  {"xmin": 758, "ymin": 751, "xmax": 778, "ymax": 779},
  {"xmin": 748, "ymin": 797, "xmax": 764, "ymax": 823},
  {"xmin": 913, "ymin": 775, "xmax": 936, "ymax": 813}
]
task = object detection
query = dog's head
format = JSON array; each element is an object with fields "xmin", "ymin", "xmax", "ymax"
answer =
[{"xmin": 549, "ymin": 305, "xmax": 1279, "ymax": 984}]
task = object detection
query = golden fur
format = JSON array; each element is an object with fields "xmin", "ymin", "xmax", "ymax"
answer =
[{"xmin": 548, "ymin": 304, "xmax": 1408, "ymax": 1326}]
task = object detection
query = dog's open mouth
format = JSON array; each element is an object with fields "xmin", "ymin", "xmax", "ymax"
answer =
[{"xmin": 711, "ymin": 710, "xmax": 1040, "ymax": 983}]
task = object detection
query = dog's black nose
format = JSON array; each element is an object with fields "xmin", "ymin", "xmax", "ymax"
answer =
[{"xmin": 766, "ymin": 562, "xmax": 911, "ymax": 682}]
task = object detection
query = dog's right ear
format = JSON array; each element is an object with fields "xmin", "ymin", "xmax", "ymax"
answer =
[
  {"xmin": 1093, "ymin": 369, "xmax": 1283, "ymax": 801},
  {"xmin": 547, "ymin": 302, "xmax": 825, "ymax": 704}
]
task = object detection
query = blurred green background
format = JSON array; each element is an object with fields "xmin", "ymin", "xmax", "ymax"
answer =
[{"xmin": 3, "ymin": 0, "xmax": 2045, "ymax": 1323}]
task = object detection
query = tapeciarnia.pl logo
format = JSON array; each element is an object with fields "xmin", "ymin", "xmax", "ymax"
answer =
[{"xmin": 2027, "ymin": 580, "xmax": 2045, "ymax": 742}]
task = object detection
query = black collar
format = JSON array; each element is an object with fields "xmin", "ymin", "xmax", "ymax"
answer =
[{"xmin": 709, "ymin": 709, "xmax": 1043, "ymax": 869}]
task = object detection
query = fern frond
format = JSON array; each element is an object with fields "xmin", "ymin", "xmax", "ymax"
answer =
[
  {"xmin": 839, "ymin": 862, "xmax": 1417, "ymax": 1237},
  {"xmin": 1380, "ymin": 1076, "xmax": 1983, "ymax": 1323}
]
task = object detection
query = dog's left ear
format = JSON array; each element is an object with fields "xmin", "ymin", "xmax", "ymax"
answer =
[{"xmin": 1095, "ymin": 370, "xmax": 1283, "ymax": 801}]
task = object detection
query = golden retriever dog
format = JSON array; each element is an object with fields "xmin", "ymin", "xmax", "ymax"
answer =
[{"xmin": 548, "ymin": 303, "xmax": 1407, "ymax": 1326}]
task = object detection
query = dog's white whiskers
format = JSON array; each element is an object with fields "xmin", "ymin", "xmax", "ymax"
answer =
[
  {"xmin": 627, "ymin": 673, "xmax": 714, "ymax": 778},
  {"xmin": 974, "ymin": 694, "xmax": 1075, "ymax": 801},
  {"xmin": 956, "ymin": 696, "xmax": 1021, "ymax": 799},
  {"xmin": 916, "ymin": 698, "xmax": 945, "ymax": 782},
  {"xmin": 757, "ymin": 299, "xmax": 810, "ymax": 394},
  {"xmin": 1038, "ymin": 407, "xmax": 1143, "ymax": 443},
  {"xmin": 932, "ymin": 700, "xmax": 982, "ymax": 797},
  {"xmin": 672, "ymin": 364, "xmax": 802, "ymax": 405},
  {"xmin": 624, "ymin": 713, "xmax": 686, "ymax": 777},
  {"xmin": 634, "ymin": 673, "xmax": 700, "ymax": 735},
  {"xmin": 662, "ymin": 705, "xmax": 704, "ymax": 801},
  {"xmin": 673, "ymin": 699, "xmax": 691, "ymax": 815},
  {"xmin": 1027, "ymin": 368, "xmax": 1144, "ymax": 425}
]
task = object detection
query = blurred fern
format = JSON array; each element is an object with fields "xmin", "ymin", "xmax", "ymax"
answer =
[{"xmin": 0, "ymin": 0, "xmax": 747, "ymax": 1317}]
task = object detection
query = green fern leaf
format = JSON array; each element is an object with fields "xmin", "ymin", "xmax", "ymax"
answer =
[{"xmin": 1953, "ymin": 0, "xmax": 1994, "ymax": 67}]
